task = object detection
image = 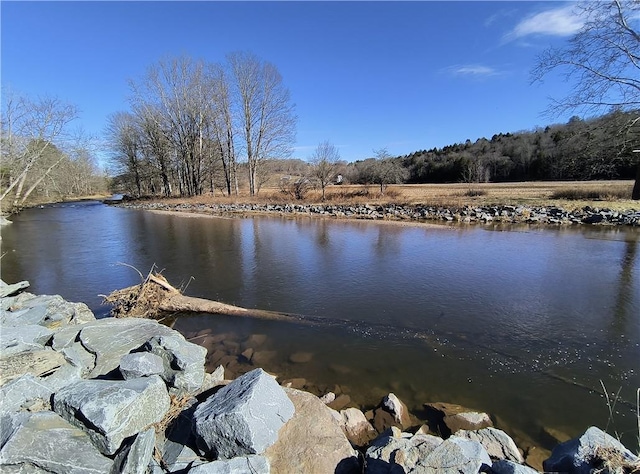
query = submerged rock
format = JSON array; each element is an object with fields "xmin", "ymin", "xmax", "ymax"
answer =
[
  {"xmin": 424, "ymin": 402, "xmax": 493, "ymax": 436},
  {"xmin": 372, "ymin": 392, "xmax": 414, "ymax": 432}
]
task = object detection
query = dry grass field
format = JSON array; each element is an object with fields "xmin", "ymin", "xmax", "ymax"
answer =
[{"xmin": 149, "ymin": 180, "xmax": 639, "ymax": 212}]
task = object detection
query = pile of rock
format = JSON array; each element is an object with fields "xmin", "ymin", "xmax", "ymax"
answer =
[
  {"xmin": 1, "ymin": 281, "xmax": 638, "ymax": 473},
  {"xmin": 120, "ymin": 201, "xmax": 640, "ymax": 227}
]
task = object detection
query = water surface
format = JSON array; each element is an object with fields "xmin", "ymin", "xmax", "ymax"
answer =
[{"xmin": 2, "ymin": 201, "xmax": 638, "ymax": 449}]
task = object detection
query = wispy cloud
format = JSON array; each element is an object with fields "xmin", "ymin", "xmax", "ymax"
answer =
[
  {"xmin": 506, "ymin": 4, "xmax": 583, "ymax": 41},
  {"xmin": 484, "ymin": 8, "xmax": 517, "ymax": 28},
  {"xmin": 444, "ymin": 65, "xmax": 501, "ymax": 78}
]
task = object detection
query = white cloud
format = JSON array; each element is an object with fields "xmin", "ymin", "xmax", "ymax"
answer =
[
  {"xmin": 507, "ymin": 4, "xmax": 583, "ymax": 41},
  {"xmin": 446, "ymin": 65, "xmax": 500, "ymax": 77}
]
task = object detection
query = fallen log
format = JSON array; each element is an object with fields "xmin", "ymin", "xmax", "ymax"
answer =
[{"xmin": 104, "ymin": 272, "xmax": 308, "ymax": 325}]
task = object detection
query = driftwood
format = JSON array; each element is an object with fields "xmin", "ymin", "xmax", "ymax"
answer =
[
  {"xmin": 104, "ymin": 271, "xmax": 635, "ymax": 410},
  {"xmin": 104, "ymin": 271, "xmax": 307, "ymax": 325}
]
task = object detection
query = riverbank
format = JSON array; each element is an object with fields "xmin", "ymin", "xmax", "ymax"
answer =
[
  {"xmin": 1, "ymin": 281, "xmax": 638, "ymax": 473},
  {"xmin": 117, "ymin": 199, "xmax": 640, "ymax": 227}
]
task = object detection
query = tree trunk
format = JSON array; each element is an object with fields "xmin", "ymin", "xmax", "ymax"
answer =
[
  {"xmin": 632, "ymin": 161, "xmax": 640, "ymax": 200},
  {"xmin": 20, "ymin": 155, "xmax": 65, "ymax": 206}
]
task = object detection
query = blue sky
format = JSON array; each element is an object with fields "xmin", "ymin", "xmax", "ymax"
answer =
[{"xmin": 2, "ymin": 1, "xmax": 583, "ymax": 163}]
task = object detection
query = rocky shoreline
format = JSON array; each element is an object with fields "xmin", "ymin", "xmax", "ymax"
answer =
[
  {"xmin": 1, "ymin": 281, "xmax": 639, "ymax": 473},
  {"xmin": 116, "ymin": 200, "xmax": 640, "ymax": 227}
]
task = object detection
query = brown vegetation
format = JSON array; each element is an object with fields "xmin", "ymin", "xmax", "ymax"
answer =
[{"xmin": 143, "ymin": 180, "xmax": 638, "ymax": 213}]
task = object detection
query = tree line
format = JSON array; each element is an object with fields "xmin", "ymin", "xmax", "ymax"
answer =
[
  {"xmin": 106, "ymin": 53, "xmax": 295, "ymax": 199},
  {"xmin": 396, "ymin": 110, "xmax": 640, "ymax": 185},
  {"xmin": 0, "ymin": 93, "xmax": 107, "ymax": 212}
]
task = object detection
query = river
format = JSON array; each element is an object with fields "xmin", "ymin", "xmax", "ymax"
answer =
[{"xmin": 1, "ymin": 200, "xmax": 639, "ymax": 450}]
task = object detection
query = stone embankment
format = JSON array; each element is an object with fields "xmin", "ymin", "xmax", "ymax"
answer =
[
  {"xmin": 119, "ymin": 201, "xmax": 640, "ymax": 226},
  {"xmin": 1, "ymin": 280, "xmax": 639, "ymax": 473}
]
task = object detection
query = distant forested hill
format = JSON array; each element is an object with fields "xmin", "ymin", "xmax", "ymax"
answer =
[{"xmin": 395, "ymin": 110, "xmax": 639, "ymax": 184}]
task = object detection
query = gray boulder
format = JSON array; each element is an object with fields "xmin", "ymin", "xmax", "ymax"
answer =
[
  {"xmin": 0, "ymin": 348, "xmax": 66, "ymax": 386},
  {"xmin": 0, "ymin": 279, "xmax": 28, "ymax": 298},
  {"xmin": 419, "ymin": 436, "xmax": 492, "ymax": 473},
  {"xmin": 161, "ymin": 443, "xmax": 203, "ymax": 473},
  {"xmin": 0, "ymin": 325, "xmax": 53, "ymax": 356},
  {"xmin": 51, "ymin": 325, "xmax": 85, "ymax": 350},
  {"xmin": 0, "ymin": 411, "xmax": 113, "ymax": 473},
  {"xmin": 78, "ymin": 318, "xmax": 177, "ymax": 377},
  {"xmin": 110, "ymin": 427, "xmax": 156, "ymax": 474},
  {"xmin": 543, "ymin": 426, "xmax": 639, "ymax": 474},
  {"xmin": 0, "ymin": 305, "xmax": 46, "ymax": 326},
  {"xmin": 61, "ymin": 342, "xmax": 97, "ymax": 376},
  {"xmin": 138, "ymin": 334, "xmax": 207, "ymax": 394},
  {"xmin": 492, "ymin": 459, "xmax": 540, "ymax": 474},
  {"xmin": 365, "ymin": 428, "xmax": 443, "ymax": 473},
  {"xmin": 41, "ymin": 361, "xmax": 84, "ymax": 392},
  {"xmin": 53, "ymin": 374, "xmax": 170, "ymax": 455},
  {"xmin": 189, "ymin": 455, "xmax": 270, "ymax": 474},
  {"xmin": 455, "ymin": 427, "xmax": 523, "ymax": 462},
  {"xmin": 3, "ymin": 293, "xmax": 95, "ymax": 327},
  {"xmin": 0, "ymin": 374, "xmax": 53, "ymax": 415},
  {"xmin": 194, "ymin": 368, "xmax": 295, "ymax": 459},
  {"xmin": 119, "ymin": 352, "xmax": 165, "ymax": 379},
  {"xmin": 264, "ymin": 388, "xmax": 359, "ymax": 474}
]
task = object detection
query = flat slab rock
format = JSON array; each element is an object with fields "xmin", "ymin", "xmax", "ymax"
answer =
[
  {"xmin": 77, "ymin": 317, "xmax": 178, "ymax": 377},
  {"xmin": 0, "ymin": 411, "xmax": 113, "ymax": 473},
  {"xmin": 0, "ymin": 348, "xmax": 66, "ymax": 386},
  {"xmin": 194, "ymin": 368, "xmax": 295, "ymax": 459}
]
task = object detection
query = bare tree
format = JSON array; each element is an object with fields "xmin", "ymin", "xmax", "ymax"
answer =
[
  {"xmin": 311, "ymin": 140, "xmax": 340, "ymax": 200},
  {"xmin": 462, "ymin": 158, "xmax": 491, "ymax": 184},
  {"xmin": 228, "ymin": 52, "xmax": 296, "ymax": 196},
  {"xmin": 1, "ymin": 92, "xmax": 79, "ymax": 210},
  {"xmin": 209, "ymin": 62, "xmax": 239, "ymax": 196},
  {"xmin": 370, "ymin": 147, "xmax": 409, "ymax": 195},
  {"xmin": 129, "ymin": 56, "xmax": 214, "ymax": 197},
  {"xmin": 531, "ymin": 0, "xmax": 640, "ymax": 199},
  {"xmin": 105, "ymin": 112, "xmax": 144, "ymax": 196}
]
